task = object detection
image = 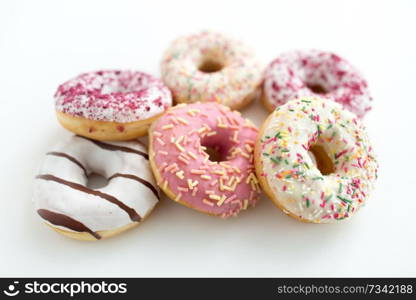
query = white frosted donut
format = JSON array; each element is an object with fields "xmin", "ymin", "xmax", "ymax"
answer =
[
  {"xmin": 262, "ymin": 50, "xmax": 372, "ymax": 118},
  {"xmin": 55, "ymin": 70, "xmax": 172, "ymax": 141},
  {"xmin": 33, "ymin": 135, "xmax": 159, "ymax": 240},
  {"xmin": 255, "ymin": 97, "xmax": 378, "ymax": 223},
  {"xmin": 161, "ymin": 31, "xmax": 262, "ymax": 110}
]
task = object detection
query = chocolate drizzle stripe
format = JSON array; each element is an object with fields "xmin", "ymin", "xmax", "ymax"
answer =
[
  {"xmin": 108, "ymin": 173, "xmax": 160, "ymax": 200},
  {"xmin": 37, "ymin": 209, "xmax": 101, "ymax": 239},
  {"xmin": 36, "ymin": 174, "xmax": 142, "ymax": 222},
  {"xmin": 77, "ymin": 136, "xmax": 149, "ymax": 160},
  {"xmin": 46, "ymin": 151, "xmax": 88, "ymax": 177}
]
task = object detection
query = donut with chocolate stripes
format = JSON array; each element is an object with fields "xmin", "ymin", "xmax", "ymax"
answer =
[{"xmin": 33, "ymin": 135, "xmax": 159, "ymax": 240}]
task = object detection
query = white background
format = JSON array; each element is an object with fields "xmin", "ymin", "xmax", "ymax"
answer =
[{"xmin": 0, "ymin": 0, "xmax": 415, "ymax": 277}]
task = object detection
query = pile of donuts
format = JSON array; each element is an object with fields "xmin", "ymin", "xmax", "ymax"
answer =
[{"xmin": 33, "ymin": 31, "xmax": 378, "ymax": 241}]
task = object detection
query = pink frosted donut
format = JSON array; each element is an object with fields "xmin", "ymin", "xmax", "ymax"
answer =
[
  {"xmin": 262, "ymin": 50, "xmax": 372, "ymax": 118},
  {"xmin": 149, "ymin": 102, "xmax": 260, "ymax": 217},
  {"xmin": 55, "ymin": 70, "xmax": 172, "ymax": 140}
]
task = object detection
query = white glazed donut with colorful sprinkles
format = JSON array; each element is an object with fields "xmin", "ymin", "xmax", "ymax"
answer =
[
  {"xmin": 33, "ymin": 135, "xmax": 160, "ymax": 240},
  {"xmin": 161, "ymin": 31, "xmax": 262, "ymax": 110},
  {"xmin": 255, "ymin": 97, "xmax": 378, "ymax": 223},
  {"xmin": 55, "ymin": 70, "xmax": 172, "ymax": 140},
  {"xmin": 262, "ymin": 50, "xmax": 373, "ymax": 118}
]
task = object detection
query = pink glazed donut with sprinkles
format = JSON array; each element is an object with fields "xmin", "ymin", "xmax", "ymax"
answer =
[
  {"xmin": 262, "ymin": 50, "xmax": 372, "ymax": 118},
  {"xmin": 149, "ymin": 102, "xmax": 261, "ymax": 218},
  {"xmin": 161, "ymin": 31, "xmax": 262, "ymax": 110},
  {"xmin": 55, "ymin": 70, "xmax": 172, "ymax": 141}
]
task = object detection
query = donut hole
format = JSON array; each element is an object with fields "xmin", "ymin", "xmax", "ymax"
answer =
[
  {"xmin": 200, "ymin": 135, "xmax": 231, "ymax": 162},
  {"xmin": 306, "ymin": 83, "xmax": 328, "ymax": 94},
  {"xmin": 86, "ymin": 173, "xmax": 109, "ymax": 189},
  {"xmin": 198, "ymin": 59, "xmax": 224, "ymax": 73},
  {"xmin": 202, "ymin": 146, "xmax": 224, "ymax": 162},
  {"xmin": 308, "ymin": 145, "xmax": 335, "ymax": 175}
]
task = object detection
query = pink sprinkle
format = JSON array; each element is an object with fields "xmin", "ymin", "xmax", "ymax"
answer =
[
  {"xmin": 178, "ymin": 156, "xmax": 190, "ymax": 164},
  {"xmin": 225, "ymin": 194, "xmax": 237, "ymax": 204},
  {"xmin": 335, "ymin": 149, "xmax": 348, "ymax": 159}
]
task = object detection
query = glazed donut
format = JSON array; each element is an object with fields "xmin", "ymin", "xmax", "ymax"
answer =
[
  {"xmin": 55, "ymin": 70, "xmax": 172, "ymax": 141},
  {"xmin": 161, "ymin": 31, "xmax": 262, "ymax": 110},
  {"xmin": 33, "ymin": 135, "xmax": 159, "ymax": 240},
  {"xmin": 149, "ymin": 102, "xmax": 260, "ymax": 217},
  {"xmin": 262, "ymin": 50, "xmax": 372, "ymax": 118},
  {"xmin": 255, "ymin": 97, "xmax": 378, "ymax": 223}
]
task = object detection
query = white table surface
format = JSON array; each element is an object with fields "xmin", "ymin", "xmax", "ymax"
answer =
[{"xmin": 1, "ymin": 0, "xmax": 415, "ymax": 277}]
